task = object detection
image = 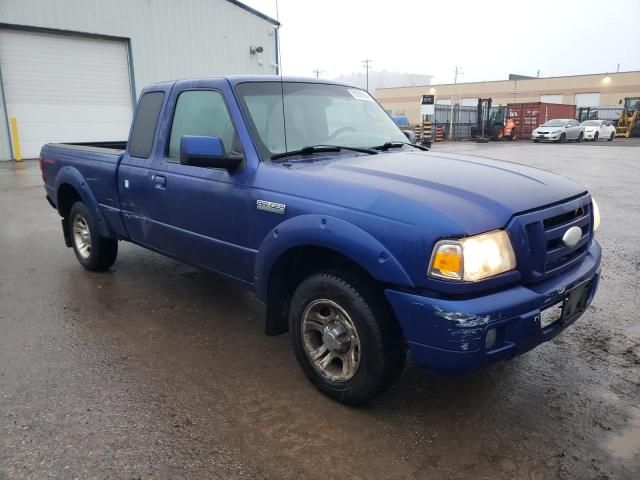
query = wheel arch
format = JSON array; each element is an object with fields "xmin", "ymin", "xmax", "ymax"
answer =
[
  {"xmin": 255, "ymin": 214, "xmax": 414, "ymax": 335},
  {"xmin": 54, "ymin": 167, "xmax": 114, "ymax": 239}
]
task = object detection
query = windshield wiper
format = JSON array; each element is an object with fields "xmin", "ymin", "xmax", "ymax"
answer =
[
  {"xmin": 371, "ymin": 141, "xmax": 428, "ymax": 152},
  {"xmin": 271, "ymin": 145, "xmax": 377, "ymax": 161}
]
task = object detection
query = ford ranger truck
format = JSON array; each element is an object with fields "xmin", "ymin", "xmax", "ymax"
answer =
[{"xmin": 40, "ymin": 77, "xmax": 602, "ymax": 405}]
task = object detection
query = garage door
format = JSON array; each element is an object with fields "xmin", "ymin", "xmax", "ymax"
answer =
[
  {"xmin": 540, "ymin": 94, "xmax": 563, "ymax": 104},
  {"xmin": 0, "ymin": 29, "xmax": 132, "ymax": 159},
  {"xmin": 575, "ymin": 93, "xmax": 600, "ymax": 107}
]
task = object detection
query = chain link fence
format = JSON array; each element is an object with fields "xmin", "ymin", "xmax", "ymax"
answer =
[{"xmin": 430, "ymin": 105, "xmax": 477, "ymax": 140}]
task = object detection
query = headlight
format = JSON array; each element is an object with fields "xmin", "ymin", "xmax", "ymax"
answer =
[
  {"xmin": 428, "ymin": 230, "xmax": 516, "ymax": 282},
  {"xmin": 552, "ymin": 130, "xmax": 562, "ymax": 134},
  {"xmin": 592, "ymin": 198, "xmax": 600, "ymax": 231}
]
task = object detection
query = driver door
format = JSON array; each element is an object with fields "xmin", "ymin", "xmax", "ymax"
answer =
[{"xmin": 143, "ymin": 85, "xmax": 254, "ymax": 282}]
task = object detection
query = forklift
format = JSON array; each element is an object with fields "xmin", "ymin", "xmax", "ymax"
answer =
[
  {"xmin": 471, "ymin": 98, "xmax": 519, "ymax": 141},
  {"xmin": 614, "ymin": 97, "xmax": 640, "ymax": 138},
  {"xmin": 577, "ymin": 107, "xmax": 599, "ymax": 123}
]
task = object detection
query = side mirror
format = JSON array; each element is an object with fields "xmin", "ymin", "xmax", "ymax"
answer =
[{"xmin": 180, "ymin": 135, "xmax": 243, "ymax": 170}]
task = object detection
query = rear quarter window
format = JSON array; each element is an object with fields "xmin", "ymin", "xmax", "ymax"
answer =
[{"xmin": 128, "ymin": 91, "xmax": 165, "ymax": 158}]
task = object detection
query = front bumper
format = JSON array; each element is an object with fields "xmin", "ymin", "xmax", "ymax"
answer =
[
  {"xmin": 531, "ymin": 132, "xmax": 561, "ymax": 141},
  {"xmin": 385, "ymin": 241, "xmax": 601, "ymax": 374},
  {"xmin": 584, "ymin": 131, "xmax": 597, "ymax": 140}
]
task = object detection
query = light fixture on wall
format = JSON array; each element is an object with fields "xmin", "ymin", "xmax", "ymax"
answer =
[
  {"xmin": 602, "ymin": 74, "xmax": 611, "ymax": 84},
  {"xmin": 250, "ymin": 45, "xmax": 264, "ymax": 55}
]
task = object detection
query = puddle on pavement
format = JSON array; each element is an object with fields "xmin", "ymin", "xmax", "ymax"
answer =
[{"xmin": 607, "ymin": 407, "xmax": 640, "ymax": 459}]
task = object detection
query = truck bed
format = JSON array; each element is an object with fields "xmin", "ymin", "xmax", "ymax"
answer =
[{"xmin": 41, "ymin": 141, "xmax": 128, "ymax": 238}]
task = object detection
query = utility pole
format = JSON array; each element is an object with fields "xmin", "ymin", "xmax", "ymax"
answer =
[
  {"xmin": 312, "ymin": 68, "xmax": 324, "ymax": 78},
  {"xmin": 449, "ymin": 65, "xmax": 462, "ymax": 140},
  {"xmin": 362, "ymin": 59, "xmax": 372, "ymax": 92}
]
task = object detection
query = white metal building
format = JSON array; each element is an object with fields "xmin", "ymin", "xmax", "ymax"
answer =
[{"xmin": 0, "ymin": 0, "xmax": 279, "ymax": 160}]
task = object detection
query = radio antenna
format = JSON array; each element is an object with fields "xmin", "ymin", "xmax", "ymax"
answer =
[{"xmin": 275, "ymin": 0, "xmax": 288, "ymax": 157}]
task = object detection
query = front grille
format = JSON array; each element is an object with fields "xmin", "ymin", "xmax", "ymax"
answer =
[{"xmin": 511, "ymin": 195, "xmax": 593, "ymax": 282}]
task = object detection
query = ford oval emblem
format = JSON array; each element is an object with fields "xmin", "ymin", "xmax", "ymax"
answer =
[{"xmin": 562, "ymin": 226, "xmax": 583, "ymax": 247}]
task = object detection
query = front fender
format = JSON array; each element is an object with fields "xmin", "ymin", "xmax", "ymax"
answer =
[
  {"xmin": 254, "ymin": 214, "xmax": 414, "ymax": 301},
  {"xmin": 54, "ymin": 166, "xmax": 114, "ymax": 239}
]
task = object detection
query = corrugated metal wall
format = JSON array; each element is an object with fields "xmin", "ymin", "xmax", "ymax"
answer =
[{"xmin": 0, "ymin": 0, "xmax": 278, "ymax": 159}]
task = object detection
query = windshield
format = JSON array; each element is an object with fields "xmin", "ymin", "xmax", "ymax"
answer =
[
  {"xmin": 235, "ymin": 82, "xmax": 407, "ymax": 159},
  {"xmin": 488, "ymin": 106, "xmax": 506, "ymax": 124},
  {"xmin": 542, "ymin": 120, "xmax": 567, "ymax": 127},
  {"xmin": 581, "ymin": 120, "xmax": 601, "ymax": 126}
]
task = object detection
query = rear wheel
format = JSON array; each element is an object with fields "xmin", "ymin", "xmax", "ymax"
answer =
[
  {"xmin": 69, "ymin": 202, "xmax": 118, "ymax": 271},
  {"xmin": 289, "ymin": 272, "xmax": 405, "ymax": 405},
  {"xmin": 576, "ymin": 132, "xmax": 584, "ymax": 143},
  {"xmin": 510, "ymin": 130, "xmax": 518, "ymax": 141},
  {"xmin": 495, "ymin": 129, "xmax": 504, "ymax": 140}
]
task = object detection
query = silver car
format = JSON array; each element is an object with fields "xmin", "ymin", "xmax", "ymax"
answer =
[{"xmin": 531, "ymin": 119, "xmax": 585, "ymax": 143}]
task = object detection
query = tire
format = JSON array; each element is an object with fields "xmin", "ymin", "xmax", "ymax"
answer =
[
  {"xmin": 593, "ymin": 132, "xmax": 599, "ymax": 142},
  {"xmin": 533, "ymin": 139, "xmax": 540, "ymax": 143},
  {"xmin": 495, "ymin": 129, "xmax": 504, "ymax": 140},
  {"xmin": 68, "ymin": 201, "xmax": 118, "ymax": 271},
  {"xmin": 576, "ymin": 132, "xmax": 583, "ymax": 143},
  {"xmin": 289, "ymin": 272, "xmax": 405, "ymax": 405},
  {"xmin": 608, "ymin": 132, "xmax": 614, "ymax": 141},
  {"xmin": 558, "ymin": 133, "xmax": 566, "ymax": 143},
  {"xmin": 510, "ymin": 130, "xmax": 518, "ymax": 141}
]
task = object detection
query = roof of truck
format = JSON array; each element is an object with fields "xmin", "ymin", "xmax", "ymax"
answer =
[{"xmin": 149, "ymin": 76, "xmax": 359, "ymax": 90}]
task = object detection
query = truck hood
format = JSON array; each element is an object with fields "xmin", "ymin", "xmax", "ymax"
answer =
[{"xmin": 284, "ymin": 150, "xmax": 587, "ymax": 234}]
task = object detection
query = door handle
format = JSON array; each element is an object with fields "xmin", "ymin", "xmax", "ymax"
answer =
[{"xmin": 152, "ymin": 174, "xmax": 166, "ymax": 189}]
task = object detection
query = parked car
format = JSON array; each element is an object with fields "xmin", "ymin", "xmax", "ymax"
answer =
[
  {"xmin": 40, "ymin": 77, "xmax": 601, "ymax": 405},
  {"xmin": 531, "ymin": 119, "xmax": 584, "ymax": 143},
  {"xmin": 581, "ymin": 119, "xmax": 616, "ymax": 141}
]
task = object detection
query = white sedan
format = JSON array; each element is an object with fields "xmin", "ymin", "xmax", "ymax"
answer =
[{"xmin": 581, "ymin": 120, "xmax": 615, "ymax": 141}]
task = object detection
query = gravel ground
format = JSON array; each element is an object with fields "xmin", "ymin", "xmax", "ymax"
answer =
[{"xmin": 1, "ymin": 139, "xmax": 638, "ymax": 479}]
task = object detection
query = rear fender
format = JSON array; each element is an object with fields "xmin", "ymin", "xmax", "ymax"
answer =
[
  {"xmin": 254, "ymin": 214, "xmax": 414, "ymax": 301},
  {"xmin": 54, "ymin": 166, "xmax": 114, "ymax": 239}
]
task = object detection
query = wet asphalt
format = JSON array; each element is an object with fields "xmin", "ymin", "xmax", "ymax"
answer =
[{"xmin": 1, "ymin": 139, "xmax": 639, "ymax": 479}]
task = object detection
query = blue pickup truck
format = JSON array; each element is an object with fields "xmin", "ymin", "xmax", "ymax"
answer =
[{"xmin": 40, "ymin": 76, "xmax": 601, "ymax": 404}]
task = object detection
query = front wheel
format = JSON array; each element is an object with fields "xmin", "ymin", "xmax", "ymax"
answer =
[
  {"xmin": 69, "ymin": 202, "xmax": 118, "ymax": 271},
  {"xmin": 608, "ymin": 132, "xmax": 614, "ymax": 141},
  {"xmin": 289, "ymin": 273, "xmax": 405, "ymax": 405},
  {"xmin": 510, "ymin": 130, "xmax": 518, "ymax": 141},
  {"xmin": 593, "ymin": 132, "xmax": 599, "ymax": 142},
  {"xmin": 557, "ymin": 133, "xmax": 566, "ymax": 143}
]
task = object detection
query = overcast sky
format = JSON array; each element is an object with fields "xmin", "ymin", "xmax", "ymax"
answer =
[{"xmin": 242, "ymin": 0, "xmax": 640, "ymax": 84}]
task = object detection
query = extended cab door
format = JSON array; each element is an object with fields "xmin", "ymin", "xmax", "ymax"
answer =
[
  {"xmin": 143, "ymin": 81, "xmax": 255, "ymax": 283},
  {"xmin": 118, "ymin": 89, "xmax": 169, "ymax": 243}
]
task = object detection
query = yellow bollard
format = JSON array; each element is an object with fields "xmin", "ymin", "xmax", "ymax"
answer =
[{"xmin": 10, "ymin": 117, "xmax": 22, "ymax": 162}]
